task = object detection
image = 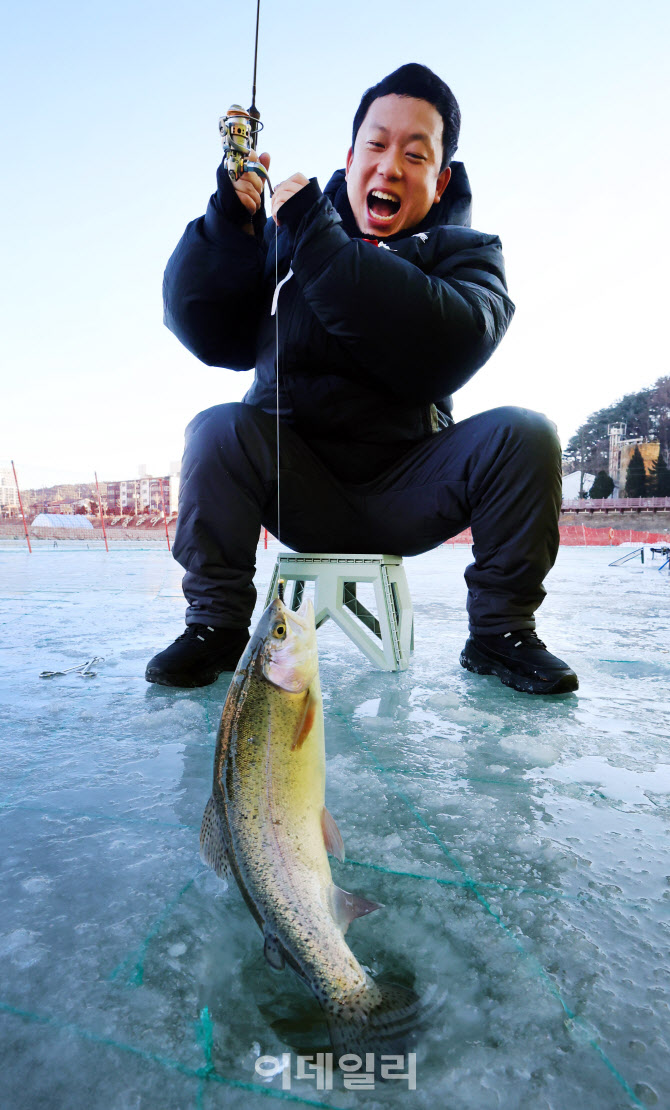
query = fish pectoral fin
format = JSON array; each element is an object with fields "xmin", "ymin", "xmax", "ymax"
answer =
[
  {"xmin": 263, "ymin": 928, "xmax": 286, "ymax": 971},
  {"xmin": 199, "ymin": 795, "xmax": 231, "ymax": 882},
  {"xmin": 291, "ymin": 690, "xmax": 317, "ymax": 751},
  {"xmin": 321, "ymin": 806, "xmax": 345, "ymax": 862},
  {"xmin": 331, "ymin": 886, "xmax": 384, "ymax": 934}
]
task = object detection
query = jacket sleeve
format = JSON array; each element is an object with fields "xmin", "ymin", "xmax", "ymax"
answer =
[
  {"xmin": 285, "ymin": 190, "xmax": 515, "ymax": 404},
  {"xmin": 162, "ymin": 160, "xmax": 268, "ymax": 369}
]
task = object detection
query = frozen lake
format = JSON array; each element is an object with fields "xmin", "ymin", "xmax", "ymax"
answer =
[{"xmin": 1, "ymin": 540, "xmax": 669, "ymax": 1109}]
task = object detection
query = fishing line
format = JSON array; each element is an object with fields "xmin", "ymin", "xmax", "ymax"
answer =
[
  {"xmin": 253, "ymin": 0, "xmax": 280, "ymax": 547},
  {"xmin": 250, "ymin": 0, "xmax": 282, "ymax": 548},
  {"xmin": 275, "ymin": 215, "xmax": 281, "ymax": 546}
]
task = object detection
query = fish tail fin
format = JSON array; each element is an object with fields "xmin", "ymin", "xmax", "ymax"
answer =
[{"xmin": 325, "ymin": 979, "xmax": 429, "ymax": 1064}]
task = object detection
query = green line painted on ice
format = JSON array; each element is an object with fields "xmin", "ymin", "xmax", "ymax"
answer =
[
  {"xmin": 0, "ymin": 1000, "xmax": 324, "ymax": 1107},
  {"xmin": 109, "ymin": 874, "xmax": 200, "ymax": 986},
  {"xmin": 195, "ymin": 1006, "xmax": 215, "ymax": 1075},
  {"xmin": 344, "ymin": 856, "xmax": 584, "ymax": 899}
]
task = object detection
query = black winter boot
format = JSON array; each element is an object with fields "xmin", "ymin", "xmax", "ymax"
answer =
[
  {"xmin": 145, "ymin": 625, "xmax": 250, "ymax": 688},
  {"xmin": 460, "ymin": 630, "xmax": 578, "ymax": 695}
]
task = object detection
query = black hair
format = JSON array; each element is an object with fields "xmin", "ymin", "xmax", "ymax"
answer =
[{"xmin": 352, "ymin": 63, "xmax": 460, "ymax": 171}]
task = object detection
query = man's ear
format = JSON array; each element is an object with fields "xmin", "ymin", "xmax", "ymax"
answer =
[
  {"xmin": 433, "ymin": 165, "xmax": 452, "ymax": 204},
  {"xmin": 345, "ymin": 147, "xmax": 354, "ymax": 179}
]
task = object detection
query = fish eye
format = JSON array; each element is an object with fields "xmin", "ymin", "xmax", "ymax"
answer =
[{"xmin": 274, "ymin": 623, "xmax": 286, "ymax": 638}]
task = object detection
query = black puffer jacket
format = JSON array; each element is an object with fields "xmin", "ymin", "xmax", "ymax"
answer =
[{"xmin": 163, "ymin": 160, "xmax": 515, "ymax": 478}]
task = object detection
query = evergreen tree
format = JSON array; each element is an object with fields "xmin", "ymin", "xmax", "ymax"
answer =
[
  {"xmin": 624, "ymin": 447, "xmax": 647, "ymax": 497},
  {"xmin": 589, "ymin": 471, "xmax": 614, "ymax": 499},
  {"xmin": 649, "ymin": 451, "xmax": 670, "ymax": 496},
  {"xmin": 563, "ymin": 374, "xmax": 670, "ymax": 475}
]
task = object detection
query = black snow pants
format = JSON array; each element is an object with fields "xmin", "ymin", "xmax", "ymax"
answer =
[{"xmin": 172, "ymin": 402, "xmax": 562, "ymax": 636}]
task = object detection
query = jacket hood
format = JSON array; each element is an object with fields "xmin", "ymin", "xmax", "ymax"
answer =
[{"xmin": 323, "ymin": 161, "xmax": 472, "ymax": 241}]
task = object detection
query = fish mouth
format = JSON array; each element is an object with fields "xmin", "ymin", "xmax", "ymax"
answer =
[{"xmin": 285, "ymin": 597, "xmax": 314, "ymax": 631}]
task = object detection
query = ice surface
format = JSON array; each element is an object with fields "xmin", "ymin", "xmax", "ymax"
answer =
[{"xmin": 1, "ymin": 539, "xmax": 669, "ymax": 1108}]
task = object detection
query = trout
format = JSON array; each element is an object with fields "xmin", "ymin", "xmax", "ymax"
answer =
[{"xmin": 200, "ymin": 595, "xmax": 417, "ymax": 1053}]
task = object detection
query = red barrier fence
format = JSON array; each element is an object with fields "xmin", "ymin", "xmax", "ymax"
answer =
[
  {"xmin": 445, "ymin": 526, "xmax": 670, "ymax": 547},
  {"xmin": 559, "ymin": 525, "xmax": 670, "ymax": 546}
]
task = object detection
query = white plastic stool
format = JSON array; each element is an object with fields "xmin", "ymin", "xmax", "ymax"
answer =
[{"xmin": 264, "ymin": 553, "xmax": 414, "ymax": 671}]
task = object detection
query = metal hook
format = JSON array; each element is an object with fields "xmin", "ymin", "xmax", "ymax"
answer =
[{"xmin": 40, "ymin": 656, "xmax": 105, "ymax": 679}]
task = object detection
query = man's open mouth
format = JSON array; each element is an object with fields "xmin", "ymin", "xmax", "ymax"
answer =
[{"xmin": 367, "ymin": 190, "xmax": 401, "ymax": 222}]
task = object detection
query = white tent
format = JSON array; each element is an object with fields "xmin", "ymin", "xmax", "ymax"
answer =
[{"xmin": 32, "ymin": 514, "xmax": 94, "ymax": 529}]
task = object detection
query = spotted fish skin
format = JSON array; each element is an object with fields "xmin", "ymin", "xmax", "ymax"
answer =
[{"xmin": 200, "ymin": 596, "xmax": 382, "ymax": 1022}]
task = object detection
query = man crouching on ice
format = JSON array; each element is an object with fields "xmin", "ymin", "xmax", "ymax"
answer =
[{"xmin": 147, "ymin": 62, "xmax": 578, "ymax": 697}]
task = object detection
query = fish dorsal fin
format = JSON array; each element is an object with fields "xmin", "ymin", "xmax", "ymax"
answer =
[
  {"xmin": 199, "ymin": 795, "xmax": 231, "ymax": 882},
  {"xmin": 331, "ymin": 886, "xmax": 383, "ymax": 934},
  {"xmin": 321, "ymin": 806, "xmax": 345, "ymax": 862},
  {"xmin": 263, "ymin": 928, "xmax": 285, "ymax": 971}
]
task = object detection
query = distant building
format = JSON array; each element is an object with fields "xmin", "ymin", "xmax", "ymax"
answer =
[
  {"xmin": 0, "ymin": 467, "xmax": 19, "ymax": 516},
  {"xmin": 105, "ymin": 467, "xmax": 179, "ymax": 515},
  {"xmin": 608, "ymin": 424, "xmax": 660, "ymax": 494},
  {"xmin": 562, "ymin": 472, "xmax": 595, "ymax": 499}
]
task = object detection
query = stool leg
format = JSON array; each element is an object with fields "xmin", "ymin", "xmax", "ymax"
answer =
[
  {"xmin": 291, "ymin": 580, "xmax": 305, "ymax": 610},
  {"xmin": 330, "ymin": 597, "xmax": 394, "ymax": 669},
  {"xmin": 311, "ymin": 569, "xmax": 389, "ymax": 667},
  {"xmin": 264, "ymin": 559, "xmax": 280, "ymax": 608},
  {"xmin": 374, "ymin": 568, "xmax": 404, "ymax": 670},
  {"xmin": 386, "ymin": 564, "xmax": 414, "ymax": 666},
  {"xmin": 343, "ymin": 582, "xmax": 382, "ymax": 637}
]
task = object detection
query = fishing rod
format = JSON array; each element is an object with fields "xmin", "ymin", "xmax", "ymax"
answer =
[
  {"xmin": 219, "ymin": 0, "xmax": 282, "ymax": 544},
  {"xmin": 219, "ymin": 0, "xmax": 274, "ymax": 194}
]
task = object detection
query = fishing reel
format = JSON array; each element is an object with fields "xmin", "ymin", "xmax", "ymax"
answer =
[{"xmin": 219, "ymin": 104, "xmax": 273, "ymax": 194}]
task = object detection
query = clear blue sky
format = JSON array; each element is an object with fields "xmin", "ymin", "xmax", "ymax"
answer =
[{"xmin": 1, "ymin": 0, "xmax": 668, "ymax": 488}]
